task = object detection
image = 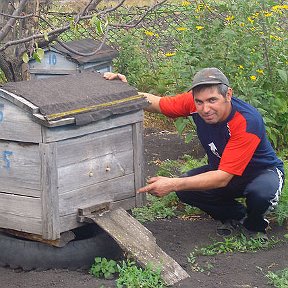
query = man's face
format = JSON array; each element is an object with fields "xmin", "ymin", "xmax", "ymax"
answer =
[{"xmin": 193, "ymin": 86, "xmax": 232, "ymax": 124}]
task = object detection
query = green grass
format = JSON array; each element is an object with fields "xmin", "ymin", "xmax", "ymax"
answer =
[
  {"xmin": 188, "ymin": 234, "xmax": 281, "ymax": 276},
  {"xmin": 192, "ymin": 234, "xmax": 279, "ymax": 256},
  {"xmin": 90, "ymin": 257, "xmax": 166, "ymax": 287},
  {"xmin": 116, "ymin": 260, "xmax": 166, "ymax": 288},
  {"xmin": 132, "ymin": 193, "xmax": 178, "ymax": 223},
  {"xmin": 266, "ymin": 268, "xmax": 288, "ymax": 288}
]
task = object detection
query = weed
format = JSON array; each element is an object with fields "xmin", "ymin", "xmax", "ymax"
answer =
[
  {"xmin": 154, "ymin": 155, "xmax": 207, "ymax": 178},
  {"xmin": 266, "ymin": 268, "xmax": 288, "ymax": 288},
  {"xmin": 132, "ymin": 193, "xmax": 178, "ymax": 223},
  {"xmin": 116, "ymin": 260, "xmax": 166, "ymax": 288},
  {"xmin": 90, "ymin": 257, "xmax": 118, "ymax": 279},
  {"xmin": 90, "ymin": 257, "xmax": 166, "ymax": 287},
  {"xmin": 193, "ymin": 234, "xmax": 279, "ymax": 257},
  {"xmin": 188, "ymin": 235, "xmax": 280, "ymax": 275},
  {"xmin": 188, "ymin": 252, "xmax": 214, "ymax": 274}
]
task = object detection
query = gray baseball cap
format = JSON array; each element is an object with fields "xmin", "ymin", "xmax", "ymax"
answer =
[{"xmin": 191, "ymin": 67, "xmax": 229, "ymax": 89}]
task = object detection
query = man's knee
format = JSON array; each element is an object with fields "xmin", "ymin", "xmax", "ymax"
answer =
[
  {"xmin": 246, "ymin": 192, "xmax": 273, "ymax": 213},
  {"xmin": 176, "ymin": 190, "xmax": 191, "ymax": 204}
]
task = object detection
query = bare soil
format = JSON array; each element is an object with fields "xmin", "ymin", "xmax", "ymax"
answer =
[{"xmin": 1, "ymin": 129, "xmax": 287, "ymax": 288}]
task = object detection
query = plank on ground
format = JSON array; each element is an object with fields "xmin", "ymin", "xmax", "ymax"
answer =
[{"xmin": 80, "ymin": 207, "xmax": 189, "ymax": 286}]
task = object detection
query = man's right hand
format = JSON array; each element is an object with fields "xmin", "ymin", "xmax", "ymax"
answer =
[{"xmin": 103, "ymin": 72, "xmax": 128, "ymax": 83}]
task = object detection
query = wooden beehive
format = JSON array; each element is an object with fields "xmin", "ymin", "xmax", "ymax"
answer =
[
  {"xmin": 28, "ymin": 39, "xmax": 118, "ymax": 79},
  {"xmin": 0, "ymin": 71, "xmax": 147, "ymax": 241}
]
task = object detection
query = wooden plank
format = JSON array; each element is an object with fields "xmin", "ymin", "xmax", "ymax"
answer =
[
  {"xmin": 0, "ymin": 228, "xmax": 75, "ymax": 247},
  {"xmin": 0, "ymin": 193, "xmax": 42, "ymax": 235},
  {"xmin": 40, "ymin": 143, "xmax": 60, "ymax": 240},
  {"xmin": 132, "ymin": 122, "xmax": 146, "ymax": 207},
  {"xmin": 0, "ymin": 140, "xmax": 41, "ymax": 197},
  {"xmin": 34, "ymin": 113, "xmax": 75, "ymax": 127},
  {"xmin": 0, "ymin": 89, "xmax": 39, "ymax": 114},
  {"xmin": 58, "ymin": 150, "xmax": 134, "ymax": 193},
  {"xmin": 60, "ymin": 214, "xmax": 84, "ymax": 232},
  {"xmin": 56, "ymin": 125, "xmax": 133, "ymax": 167},
  {"xmin": 0, "ymin": 98, "xmax": 42, "ymax": 143},
  {"xmin": 59, "ymin": 174, "xmax": 135, "ymax": 216},
  {"xmin": 59, "ymin": 197, "xmax": 136, "ymax": 232},
  {"xmin": 42, "ymin": 110, "xmax": 143, "ymax": 143},
  {"xmin": 82, "ymin": 208, "xmax": 190, "ymax": 286}
]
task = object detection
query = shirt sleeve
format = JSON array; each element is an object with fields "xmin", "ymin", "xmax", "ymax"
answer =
[
  {"xmin": 159, "ymin": 91, "xmax": 196, "ymax": 118},
  {"xmin": 219, "ymin": 112, "xmax": 261, "ymax": 176}
]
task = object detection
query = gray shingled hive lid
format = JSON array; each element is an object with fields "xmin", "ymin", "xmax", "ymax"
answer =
[
  {"xmin": 0, "ymin": 71, "xmax": 148, "ymax": 127},
  {"xmin": 52, "ymin": 39, "xmax": 119, "ymax": 64}
]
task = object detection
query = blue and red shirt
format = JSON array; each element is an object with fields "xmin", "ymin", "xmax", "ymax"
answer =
[{"xmin": 159, "ymin": 91, "xmax": 283, "ymax": 176}]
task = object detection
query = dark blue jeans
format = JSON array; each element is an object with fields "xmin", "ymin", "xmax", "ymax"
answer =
[{"xmin": 176, "ymin": 165, "xmax": 285, "ymax": 232}]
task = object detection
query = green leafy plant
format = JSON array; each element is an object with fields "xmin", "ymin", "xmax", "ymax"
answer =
[
  {"xmin": 132, "ymin": 193, "xmax": 178, "ymax": 223},
  {"xmin": 90, "ymin": 257, "xmax": 118, "ymax": 279},
  {"xmin": 188, "ymin": 235, "xmax": 280, "ymax": 275},
  {"xmin": 192, "ymin": 234, "xmax": 279, "ymax": 257},
  {"xmin": 266, "ymin": 268, "xmax": 288, "ymax": 288},
  {"xmin": 116, "ymin": 260, "xmax": 165, "ymax": 288},
  {"xmin": 187, "ymin": 251, "xmax": 214, "ymax": 274}
]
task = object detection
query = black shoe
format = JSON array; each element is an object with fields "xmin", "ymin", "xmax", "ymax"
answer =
[
  {"xmin": 216, "ymin": 219, "xmax": 241, "ymax": 237},
  {"xmin": 241, "ymin": 226, "xmax": 269, "ymax": 242}
]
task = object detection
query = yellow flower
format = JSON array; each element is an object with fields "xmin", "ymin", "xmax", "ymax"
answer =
[
  {"xmin": 225, "ymin": 15, "xmax": 235, "ymax": 21},
  {"xmin": 196, "ymin": 25, "xmax": 204, "ymax": 30},
  {"xmin": 181, "ymin": 1, "xmax": 191, "ymax": 6},
  {"xmin": 247, "ymin": 17, "xmax": 254, "ymax": 24},
  {"xmin": 264, "ymin": 12, "xmax": 273, "ymax": 17},
  {"xmin": 239, "ymin": 22, "xmax": 245, "ymax": 27},
  {"xmin": 256, "ymin": 69, "xmax": 264, "ymax": 75},
  {"xmin": 272, "ymin": 5, "xmax": 288, "ymax": 11},
  {"xmin": 144, "ymin": 31, "xmax": 154, "ymax": 37},
  {"xmin": 195, "ymin": 4, "xmax": 204, "ymax": 12},
  {"xmin": 176, "ymin": 27, "xmax": 188, "ymax": 31},
  {"xmin": 250, "ymin": 75, "xmax": 257, "ymax": 81},
  {"xmin": 238, "ymin": 65, "xmax": 244, "ymax": 69},
  {"xmin": 165, "ymin": 52, "xmax": 176, "ymax": 57},
  {"xmin": 270, "ymin": 35, "xmax": 283, "ymax": 41}
]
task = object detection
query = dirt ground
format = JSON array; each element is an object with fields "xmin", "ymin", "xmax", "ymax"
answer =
[{"xmin": 1, "ymin": 129, "xmax": 287, "ymax": 288}]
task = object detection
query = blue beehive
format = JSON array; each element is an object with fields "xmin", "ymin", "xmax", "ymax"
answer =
[{"xmin": 28, "ymin": 38, "xmax": 118, "ymax": 79}]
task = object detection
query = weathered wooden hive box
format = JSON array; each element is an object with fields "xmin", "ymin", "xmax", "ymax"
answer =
[
  {"xmin": 0, "ymin": 71, "xmax": 147, "ymax": 241},
  {"xmin": 29, "ymin": 38, "xmax": 118, "ymax": 79}
]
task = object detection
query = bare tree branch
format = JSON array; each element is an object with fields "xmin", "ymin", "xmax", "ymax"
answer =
[
  {"xmin": 55, "ymin": 25, "xmax": 110, "ymax": 57},
  {"xmin": 0, "ymin": 25, "xmax": 69, "ymax": 52},
  {"xmin": 79, "ymin": 0, "xmax": 101, "ymax": 18},
  {"xmin": 108, "ymin": 0, "xmax": 168, "ymax": 28},
  {"xmin": 0, "ymin": 11, "xmax": 34, "ymax": 19},
  {"xmin": 98, "ymin": 0, "xmax": 126, "ymax": 15},
  {"xmin": 0, "ymin": 0, "xmax": 30, "ymax": 42}
]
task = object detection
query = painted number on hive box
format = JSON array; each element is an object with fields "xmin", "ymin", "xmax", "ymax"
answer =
[
  {"xmin": 1, "ymin": 150, "xmax": 13, "ymax": 171},
  {"xmin": 0, "ymin": 103, "xmax": 4, "ymax": 122}
]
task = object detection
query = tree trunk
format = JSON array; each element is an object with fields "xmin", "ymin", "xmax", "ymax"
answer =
[{"xmin": 0, "ymin": 52, "xmax": 23, "ymax": 82}]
